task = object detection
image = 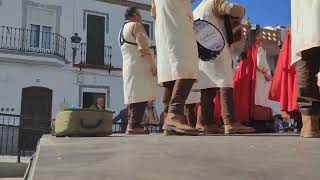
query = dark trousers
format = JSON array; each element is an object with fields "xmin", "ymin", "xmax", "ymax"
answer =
[
  {"xmin": 200, "ymin": 87, "xmax": 234, "ymax": 125},
  {"xmin": 295, "ymin": 47, "xmax": 320, "ymax": 115},
  {"xmin": 128, "ymin": 102, "xmax": 147, "ymax": 128},
  {"xmin": 162, "ymin": 79, "xmax": 195, "ymax": 115}
]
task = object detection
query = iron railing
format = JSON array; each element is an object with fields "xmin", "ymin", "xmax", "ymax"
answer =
[
  {"xmin": 0, "ymin": 26, "xmax": 66, "ymax": 58},
  {"xmin": 0, "ymin": 112, "xmax": 162, "ymax": 162},
  {"xmin": 0, "ymin": 113, "xmax": 20, "ymax": 156},
  {"xmin": 73, "ymin": 43, "xmax": 112, "ymax": 67},
  {"xmin": 0, "ymin": 113, "xmax": 50, "ymax": 162}
]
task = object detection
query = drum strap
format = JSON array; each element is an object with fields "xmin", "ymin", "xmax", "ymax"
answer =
[
  {"xmin": 119, "ymin": 22, "xmax": 138, "ymax": 46},
  {"xmin": 119, "ymin": 22, "xmax": 154, "ymax": 51}
]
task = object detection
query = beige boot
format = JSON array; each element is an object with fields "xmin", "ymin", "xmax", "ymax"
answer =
[
  {"xmin": 224, "ymin": 122, "xmax": 255, "ymax": 135},
  {"xmin": 301, "ymin": 115, "xmax": 320, "ymax": 138},
  {"xmin": 165, "ymin": 113, "xmax": 200, "ymax": 135},
  {"xmin": 126, "ymin": 124, "xmax": 149, "ymax": 135},
  {"xmin": 196, "ymin": 123, "xmax": 224, "ymax": 134}
]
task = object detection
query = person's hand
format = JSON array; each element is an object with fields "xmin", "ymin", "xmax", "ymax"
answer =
[
  {"xmin": 233, "ymin": 28, "xmax": 244, "ymax": 43},
  {"xmin": 265, "ymin": 75, "xmax": 273, "ymax": 81},
  {"xmin": 150, "ymin": 63, "xmax": 157, "ymax": 77}
]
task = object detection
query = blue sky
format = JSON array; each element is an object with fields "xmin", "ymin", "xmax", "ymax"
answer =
[{"xmin": 192, "ymin": 0, "xmax": 290, "ymax": 27}]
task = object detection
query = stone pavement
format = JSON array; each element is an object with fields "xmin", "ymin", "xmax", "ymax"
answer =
[
  {"xmin": 27, "ymin": 134, "xmax": 320, "ymax": 180},
  {"xmin": 0, "ymin": 156, "xmax": 29, "ymax": 179}
]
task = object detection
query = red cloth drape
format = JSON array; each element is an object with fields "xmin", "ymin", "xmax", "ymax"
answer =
[
  {"xmin": 268, "ymin": 31, "xmax": 299, "ymax": 113},
  {"xmin": 233, "ymin": 41, "xmax": 259, "ymax": 122}
]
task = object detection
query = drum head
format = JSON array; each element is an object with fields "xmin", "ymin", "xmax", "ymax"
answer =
[{"xmin": 194, "ymin": 19, "xmax": 225, "ymax": 61}]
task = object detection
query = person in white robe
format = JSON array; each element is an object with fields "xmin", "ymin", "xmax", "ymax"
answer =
[
  {"xmin": 120, "ymin": 7, "xmax": 157, "ymax": 135},
  {"xmin": 291, "ymin": 0, "xmax": 320, "ymax": 138},
  {"xmin": 193, "ymin": 0, "xmax": 255, "ymax": 134},
  {"xmin": 255, "ymin": 44, "xmax": 273, "ymax": 108},
  {"xmin": 152, "ymin": 0, "xmax": 199, "ymax": 135}
]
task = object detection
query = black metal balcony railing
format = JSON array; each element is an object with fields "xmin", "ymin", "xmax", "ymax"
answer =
[
  {"xmin": 0, "ymin": 26, "xmax": 66, "ymax": 58},
  {"xmin": 73, "ymin": 43, "xmax": 120, "ymax": 71}
]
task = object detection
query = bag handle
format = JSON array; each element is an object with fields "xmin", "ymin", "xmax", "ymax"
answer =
[{"xmin": 80, "ymin": 119, "xmax": 103, "ymax": 129}]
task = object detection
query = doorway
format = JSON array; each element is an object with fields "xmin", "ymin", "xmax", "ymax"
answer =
[{"xmin": 86, "ymin": 14, "xmax": 105, "ymax": 65}]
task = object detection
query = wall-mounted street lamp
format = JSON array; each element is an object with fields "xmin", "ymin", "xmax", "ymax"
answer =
[{"xmin": 71, "ymin": 33, "xmax": 82, "ymax": 64}]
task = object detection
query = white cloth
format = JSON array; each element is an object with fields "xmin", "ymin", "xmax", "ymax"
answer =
[
  {"xmin": 255, "ymin": 47, "xmax": 271, "ymax": 108},
  {"xmin": 186, "ymin": 91, "xmax": 201, "ymax": 104},
  {"xmin": 318, "ymin": 72, "xmax": 320, "ymax": 87},
  {"xmin": 154, "ymin": 0, "xmax": 199, "ymax": 84},
  {"xmin": 193, "ymin": 0, "xmax": 234, "ymax": 89},
  {"xmin": 121, "ymin": 22, "xmax": 157, "ymax": 104},
  {"xmin": 291, "ymin": 0, "xmax": 320, "ymax": 65}
]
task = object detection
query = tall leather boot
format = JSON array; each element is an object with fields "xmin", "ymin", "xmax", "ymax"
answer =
[
  {"xmin": 220, "ymin": 88, "xmax": 255, "ymax": 135},
  {"xmin": 224, "ymin": 122, "xmax": 255, "ymax": 135},
  {"xmin": 301, "ymin": 114, "xmax": 320, "ymax": 138},
  {"xmin": 196, "ymin": 89, "xmax": 224, "ymax": 134},
  {"xmin": 195, "ymin": 105, "xmax": 223, "ymax": 134},
  {"xmin": 165, "ymin": 79, "xmax": 199, "ymax": 135}
]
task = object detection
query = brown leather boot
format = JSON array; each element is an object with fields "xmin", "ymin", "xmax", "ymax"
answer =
[
  {"xmin": 196, "ymin": 123, "xmax": 224, "ymax": 134},
  {"xmin": 165, "ymin": 113, "xmax": 200, "ymax": 135},
  {"xmin": 224, "ymin": 122, "xmax": 255, "ymax": 135},
  {"xmin": 301, "ymin": 115, "xmax": 320, "ymax": 138},
  {"xmin": 126, "ymin": 124, "xmax": 149, "ymax": 135}
]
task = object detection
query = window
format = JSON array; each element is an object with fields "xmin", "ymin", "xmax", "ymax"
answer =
[
  {"xmin": 30, "ymin": 25, "xmax": 40, "ymax": 48},
  {"xmin": 141, "ymin": 20, "xmax": 154, "ymax": 40},
  {"xmin": 30, "ymin": 24, "xmax": 52, "ymax": 49},
  {"xmin": 142, "ymin": 23, "xmax": 150, "ymax": 38},
  {"xmin": 82, "ymin": 92, "xmax": 106, "ymax": 110},
  {"xmin": 41, "ymin": 26, "xmax": 52, "ymax": 49}
]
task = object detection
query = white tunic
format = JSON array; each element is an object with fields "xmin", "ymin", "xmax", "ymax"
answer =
[
  {"xmin": 121, "ymin": 22, "xmax": 157, "ymax": 104},
  {"xmin": 291, "ymin": 0, "xmax": 320, "ymax": 65},
  {"xmin": 255, "ymin": 47, "xmax": 271, "ymax": 108},
  {"xmin": 154, "ymin": 0, "xmax": 199, "ymax": 84},
  {"xmin": 193, "ymin": 0, "xmax": 234, "ymax": 89}
]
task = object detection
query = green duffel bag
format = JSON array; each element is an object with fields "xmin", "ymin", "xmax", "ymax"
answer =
[{"xmin": 53, "ymin": 108, "xmax": 114, "ymax": 137}]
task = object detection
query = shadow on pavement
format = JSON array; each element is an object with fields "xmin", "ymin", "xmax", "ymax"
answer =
[{"xmin": 0, "ymin": 162, "xmax": 28, "ymax": 178}]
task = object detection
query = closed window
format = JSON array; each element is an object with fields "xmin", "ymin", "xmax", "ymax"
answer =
[
  {"xmin": 30, "ymin": 24, "xmax": 40, "ymax": 48},
  {"xmin": 41, "ymin": 26, "xmax": 52, "ymax": 49},
  {"xmin": 142, "ymin": 23, "xmax": 150, "ymax": 38},
  {"xmin": 30, "ymin": 24, "xmax": 52, "ymax": 49}
]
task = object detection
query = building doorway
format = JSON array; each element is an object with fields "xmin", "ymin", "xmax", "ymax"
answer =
[{"xmin": 86, "ymin": 14, "xmax": 105, "ymax": 65}]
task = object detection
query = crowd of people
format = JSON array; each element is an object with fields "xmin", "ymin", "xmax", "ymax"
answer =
[{"xmin": 118, "ymin": 0, "xmax": 320, "ymax": 138}]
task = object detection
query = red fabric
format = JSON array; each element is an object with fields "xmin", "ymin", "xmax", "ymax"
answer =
[
  {"xmin": 214, "ymin": 95, "xmax": 222, "ymax": 124},
  {"xmin": 233, "ymin": 41, "xmax": 259, "ymax": 122},
  {"xmin": 268, "ymin": 31, "xmax": 299, "ymax": 113}
]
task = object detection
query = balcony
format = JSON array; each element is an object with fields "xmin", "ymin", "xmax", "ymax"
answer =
[
  {"xmin": 73, "ymin": 43, "xmax": 121, "ymax": 71},
  {"xmin": 0, "ymin": 26, "xmax": 66, "ymax": 59}
]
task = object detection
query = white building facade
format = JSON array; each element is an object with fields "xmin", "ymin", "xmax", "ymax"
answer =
[{"xmin": 0, "ymin": 0, "xmax": 155, "ymax": 127}]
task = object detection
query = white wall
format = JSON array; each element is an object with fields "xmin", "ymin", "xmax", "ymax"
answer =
[
  {"xmin": 0, "ymin": 63, "xmax": 78, "ymax": 118},
  {"xmin": 0, "ymin": 0, "xmax": 157, "ymax": 118},
  {"xmin": 0, "ymin": 0, "xmax": 22, "ymax": 28}
]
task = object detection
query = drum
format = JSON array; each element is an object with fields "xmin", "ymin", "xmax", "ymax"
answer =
[{"xmin": 194, "ymin": 19, "xmax": 225, "ymax": 61}]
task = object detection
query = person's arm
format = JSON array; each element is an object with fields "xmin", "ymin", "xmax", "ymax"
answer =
[
  {"xmin": 132, "ymin": 22, "xmax": 157, "ymax": 76},
  {"xmin": 211, "ymin": 0, "xmax": 229, "ymax": 16},
  {"xmin": 257, "ymin": 47, "xmax": 272, "ymax": 81}
]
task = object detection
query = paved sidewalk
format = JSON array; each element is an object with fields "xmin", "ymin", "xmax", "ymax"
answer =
[
  {"xmin": 0, "ymin": 156, "xmax": 29, "ymax": 178},
  {"xmin": 27, "ymin": 134, "xmax": 320, "ymax": 180}
]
